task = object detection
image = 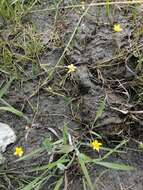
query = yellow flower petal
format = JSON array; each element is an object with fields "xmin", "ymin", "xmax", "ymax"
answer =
[
  {"xmin": 90, "ymin": 140, "xmax": 102, "ymax": 152},
  {"xmin": 14, "ymin": 147, "xmax": 24, "ymax": 157},
  {"xmin": 113, "ymin": 24, "xmax": 122, "ymax": 32},
  {"xmin": 67, "ymin": 64, "xmax": 77, "ymax": 74}
]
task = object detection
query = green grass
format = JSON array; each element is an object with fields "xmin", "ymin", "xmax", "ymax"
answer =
[{"xmin": 0, "ymin": 124, "xmax": 133, "ymax": 189}]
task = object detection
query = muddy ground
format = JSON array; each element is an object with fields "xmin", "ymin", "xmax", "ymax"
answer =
[{"xmin": 0, "ymin": 1, "xmax": 143, "ymax": 190}]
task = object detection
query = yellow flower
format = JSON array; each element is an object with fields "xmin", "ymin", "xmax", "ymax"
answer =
[
  {"xmin": 67, "ymin": 64, "xmax": 77, "ymax": 74},
  {"xmin": 113, "ymin": 24, "xmax": 122, "ymax": 32},
  {"xmin": 14, "ymin": 147, "xmax": 24, "ymax": 157},
  {"xmin": 90, "ymin": 140, "xmax": 102, "ymax": 152}
]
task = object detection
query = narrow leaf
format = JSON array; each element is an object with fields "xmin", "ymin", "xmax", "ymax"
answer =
[
  {"xmin": 0, "ymin": 77, "xmax": 15, "ymax": 98},
  {"xmin": 78, "ymin": 153, "xmax": 94, "ymax": 190},
  {"xmin": 53, "ymin": 177, "xmax": 63, "ymax": 190},
  {"xmin": 92, "ymin": 98, "xmax": 105, "ymax": 127},
  {"xmin": 95, "ymin": 161, "xmax": 134, "ymax": 171}
]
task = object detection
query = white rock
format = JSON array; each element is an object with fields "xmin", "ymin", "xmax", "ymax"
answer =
[{"xmin": 0, "ymin": 122, "xmax": 16, "ymax": 152}]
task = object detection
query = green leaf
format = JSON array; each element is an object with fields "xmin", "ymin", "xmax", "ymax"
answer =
[
  {"xmin": 0, "ymin": 106, "xmax": 24, "ymax": 117},
  {"xmin": 102, "ymin": 139, "xmax": 128, "ymax": 160},
  {"xmin": 0, "ymin": 98, "xmax": 29, "ymax": 122},
  {"xmin": 78, "ymin": 153, "xmax": 94, "ymax": 190},
  {"xmin": 78, "ymin": 153, "xmax": 92, "ymax": 162},
  {"xmin": 21, "ymin": 176, "xmax": 42, "ymax": 190},
  {"xmin": 58, "ymin": 144, "xmax": 74, "ymax": 154},
  {"xmin": 89, "ymin": 131, "xmax": 102, "ymax": 139},
  {"xmin": 0, "ymin": 77, "xmax": 15, "ymax": 98},
  {"xmin": 106, "ymin": 0, "xmax": 110, "ymax": 17},
  {"xmin": 16, "ymin": 148, "xmax": 43, "ymax": 162},
  {"xmin": 53, "ymin": 177, "xmax": 63, "ymax": 190},
  {"xmin": 57, "ymin": 163, "xmax": 66, "ymax": 171},
  {"xmin": 29, "ymin": 158, "xmax": 69, "ymax": 172},
  {"xmin": 92, "ymin": 98, "xmax": 105, "ymax": 127},
  {"xmin": 11, "ymin": 0, "xmax": 19, "ymax": 4},
  {"xmin": 42, "ymin": 137, "xmax": 53, "ymax": 152},
  {"xmin": 95, "ymin": 161, "xmax": 134, "ymax": 171},
  {"xmin": 21, "ymin": 175, "xmax": 50, "ymax": 190}
]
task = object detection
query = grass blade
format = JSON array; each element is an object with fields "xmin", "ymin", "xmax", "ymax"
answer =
[
  {"xmin": 0, "ymin": 77, "xmax": 15, "ymax": 98},
  {"xmin": 78, "ymin": 153, "xmax": 94, "ymax": 190},
  {"xmin": 29, "ymin": 159, "xmax": 69, "ymax": 172},
  {"xmin": 0, "ymin": 106, "xmax": 24, "ymax": 117},
  {"xmin": 0, "ymin": 98, "xmax": 30, "ymax": 121},
  {"xmin": 16, "ymin": 148, "xmax": 43, "ymax": 162},
  {"xmin": 53, "ymin": 177, "xmax": 63, "ymax": 190},
  {"xmin": 94, "ymin": 161, "xmax": 134, "ymax": 171},
  {"xmin": 92, "ymin": 98, "xmax": 105, "ymax": 127}
]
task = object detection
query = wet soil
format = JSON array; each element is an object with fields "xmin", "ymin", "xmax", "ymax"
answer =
[{"xmin": 0, "ymin": 1, "xmax": 143, "ymax": 190}]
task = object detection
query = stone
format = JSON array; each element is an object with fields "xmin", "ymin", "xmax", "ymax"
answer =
[{"xmin": 0, "ymin": 122, "xmax": 16, "ymax": 153}]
